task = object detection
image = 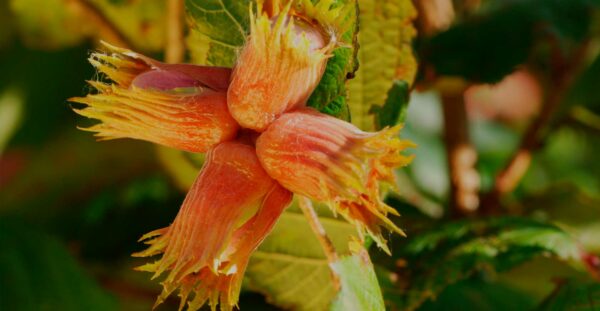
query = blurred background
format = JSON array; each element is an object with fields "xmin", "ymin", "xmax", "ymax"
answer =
[{"xmin": 0, "ymin": 0, "xmax": 599, "ymax": 310}]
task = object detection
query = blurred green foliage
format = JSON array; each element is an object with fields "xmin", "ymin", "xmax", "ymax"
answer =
[{"xmin": 1, "ymin": 0, "xmax": 599, "ymax": 310}]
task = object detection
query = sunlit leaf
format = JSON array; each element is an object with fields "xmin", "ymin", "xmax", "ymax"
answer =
[
  {"xmin": 185, "ymin": 0, "xmax": 250, "ymax": 66},
  {"xmin": 9, "ymin": 0, "xmax": 90, "ymax": 48},
  {"xmin": 246, "ymin": 201, "xmax": 356, "ymax": 311},
  {"xmin": 0, "ymin": 88, "xmax": 24, "ymax": 154},
  {"xmin": 9, "ymin": 0, "xmax": 166, "ymax": 50},
  {"xmin": 155, "ymin": 145, "xmax": 204, "ymax": 192},
  {"xmin": 331, "ymin": 247, "xmax": 385, "ymax": 311},
  {"xmin": 346, "ymin": 0, "xmax": 417, "ymax": 130}
]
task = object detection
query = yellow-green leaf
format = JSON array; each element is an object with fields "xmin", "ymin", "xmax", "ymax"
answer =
[
  {"xmin": 155, "ymin": 155, "xmax": 358, "ymax": 311},
  {"xmin": 9, "ymin": 0, "xmax": 166, "ymax": 51},
  {"xmin": 347, "ymin": 0, "xmax": 417, "ymax": 131},
  {"xmin": 185, "ymin": 0, "xmax": 250, "ymax": 66},
  {"xmin": 330, "ymin": 247, "xmax": 385, "ymax": 311},
  {"xmin": 247, "ymin": 201, "xmax": 356, "ymax": 311}
]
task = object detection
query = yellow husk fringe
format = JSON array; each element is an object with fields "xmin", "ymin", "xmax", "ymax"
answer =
[{"xmin": 327, "ymin": 125, "xmax": 415, "ymax": 253}]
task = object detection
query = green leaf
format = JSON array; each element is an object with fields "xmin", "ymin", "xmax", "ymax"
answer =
[
  {"xmin": 307, "ymin": 47, "xmax": 355, "ymax": 120},
  {"xmin": 0, "ymin": 219, "xmax": 117, "ymax": 311},
  {"xmin": 418, "ymin": 279, "xmax": 535, "ymax": 311},
  {"xmin": 346, "ymin": 0, "xmax": 417, "ymax": 130},
  {"xmin": 370, "ymin": 80, "xmax": 410, "ymax": 130},
  {"xmin": 155, "ymin": 145, "xmax": 205, "ymax": 192},
  {"xmin": 396, "ymin": 217, "xmax": 581, "ymax": 310},
  {"xmin": 246, "ymin": 201, "xmax": 357, "ymax": 311},
  {"xmin": 93, "ymin": 0, "xmax": 167, "ymax": 51},
  {"xmin": 0, "ymin": 88, "xmax": 24, "ymax": 154},
  {"xmin": 9, "ymin": 0, "xmax": 166, "ymax": 50},
  {"xmin": 538, "ymin": 280, "xmax": 600, "ymax": 311},
  {"xmin": 331, "ymin": 248, "xmax": 385, "ymax": 311},
  {"xmin": 185, "ymin": 0, "xmax": 250, "ymax": 66},
  {"xmin": 562, "ymin": 54, "xmax": 600, "ymax": 115},
  {"xmin": 306, "ymin": 0, "xmax": 358, "ymax": 121}
]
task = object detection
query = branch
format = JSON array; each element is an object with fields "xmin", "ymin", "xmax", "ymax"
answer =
[
  {"xmin": 297, "ymin": 196, "xmax": 341, "ymax": 289},
  {"xmin": 298, "ymin": 196, "xmax": 339, "ymax": 264},
  {"xmin": 65, "ymin": 0, "xmax": 133, "ymax": 48},
  {"xmin": 165, "ymin": 0, "xmax": 185, "ymax": 64},
  {"xmin": 483, "ymin": 40, "xmax": 590, "ymax": 213},
  {"xmin": 414, "ymin": 0, "xmax": 455, "ymax": 36},
  {"xmin": 440, "ymin": 80, "xmax": 480, "ymax": 216}
]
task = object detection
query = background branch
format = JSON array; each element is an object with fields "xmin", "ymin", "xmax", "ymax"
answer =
[
  {"xmin": 440, "ymin": 81, "xmax": 480, "ymax": 216},
  {"xmin": 483, "ymin": 40, "xmax": 590, "ymax": 213},
  {"xmin": 298, "ymin": 196, "xmax": 339, "ymax": 264},
  {"xmin": 65, "ymin": 0, "xmax": 132, "ymax": 48},
  {"xmin": 297, "ymin": 196, "xmax": 340, "ymax": 289},
  {"xmin": 165, "ymin": 0, "xmax": 185, "ymax": 64}
]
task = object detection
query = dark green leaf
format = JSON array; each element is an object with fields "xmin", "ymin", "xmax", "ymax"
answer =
[
  {"xmin": 370, "ymin": 80, "xmax": 410, "ymax": 130},
  {"xmin": 307, "ymin": 46, "xmax": 355, "ymax": 120},
  {"xmin": 306, "ymin": 0, "xmax": 358, "ymax": 120},
  {"xmin": 418, "ymin": 279, "xmax": 535, "ymax": 311},
  {"xmin": 538, "ymin": 280, "xmax": 600, "ymax": 311},
  {"xmin": 395, "ymin": 217, "xmax": 581, "ymax": 310},
  {"xmin": 0, "ymin": 219, "xmax": 117, "ymax": 311},
  {"xmin": 562, "ymin": 54, "xmax": 600, "ymax": 115},
  {"xmin": 420, "ymin": 0, "xmax": 596, "ymax": 83}
]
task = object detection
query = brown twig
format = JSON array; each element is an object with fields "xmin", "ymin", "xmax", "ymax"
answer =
[
  {"xmin": 298, "ymin": 196, "xmax": 339, "ymax": 264},
  {"xmin": 414, "ymin": 0, "xmax": 455, "ymax": 36},
  {"xmin": 440, "ymin": 81, "xmax": 480, "ymax": 216},
  {"xmin": 297, "ymin": 197, "xmax": 340, "ymax": 289},
  {"xmin": 482, "ymin": 40, "xmax": 590, "ymax": 213},
  {"xmin": 65, "ymin": 0, "xmax": 133, "ymax": 48},
  {"xmin": 415, "ymin": 0, "xmax": 480, "ymax": 217},
  {"xmin": 165, "ymin": 0, "xmax": 185, "ymax": 64}
]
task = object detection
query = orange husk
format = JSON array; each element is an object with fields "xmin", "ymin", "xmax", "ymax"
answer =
[
  {"xmin": 175, "ymin": 185, "xmax": 291, "ymax": 311},
  {"xmin": 85, "ymin": 42, "xmax": 231, "ymax": 91},
  {"xmin": 227, "ymin": 0, "xmax": 348, "ymax": 131},
  {"xmin": 256, "ymin": 109, "xmax": 414, "ymax": 253},
  {"xmin": 70, "ymin": 84, "xmax": 239, "ymax": 153},
  {"xmin": 134, "ymin": 142, "xmax": 292, "ymax": 311},
  {"xmin": 69, "ymin": 43, "xmax": 239, "ymax": 153}
]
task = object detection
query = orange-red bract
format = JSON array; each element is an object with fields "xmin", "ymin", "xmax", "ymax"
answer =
[
  {"xmin": 134, "ymin": 142, "xmax": 292, "ymax": 310},
  {"xmin": 227, "ymin": 2, "xmax": 333, "ymax": 131},
  {"xmin": 256, "ymin": 109, "xmax": 414, "ymax": 252},
  {"xmin": 70, "ymin": 43, "xmax": 239, "ymax": 153}
]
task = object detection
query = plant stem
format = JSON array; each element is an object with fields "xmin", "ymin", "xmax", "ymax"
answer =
[
  {"xmin": 441, "ymin": 82, "xmax": 480, "ymax": 216},
  {"xmin": 165, "ymin": 0, "xmax": 185, "ymax": 64},
  {"xmin": 297, "ymin": 196, "xmax": 339, "ymax": 264},
  {"xmin": 482, "ymin": 80, "xmax": 568, "ymax": 212},
  {"xmin": 65, "ymin": 0, "xmax": 132, "ymax": 48},
  {"xmin": 483, "ymin": 40, "xmax": 589, "ymax": 213}
]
